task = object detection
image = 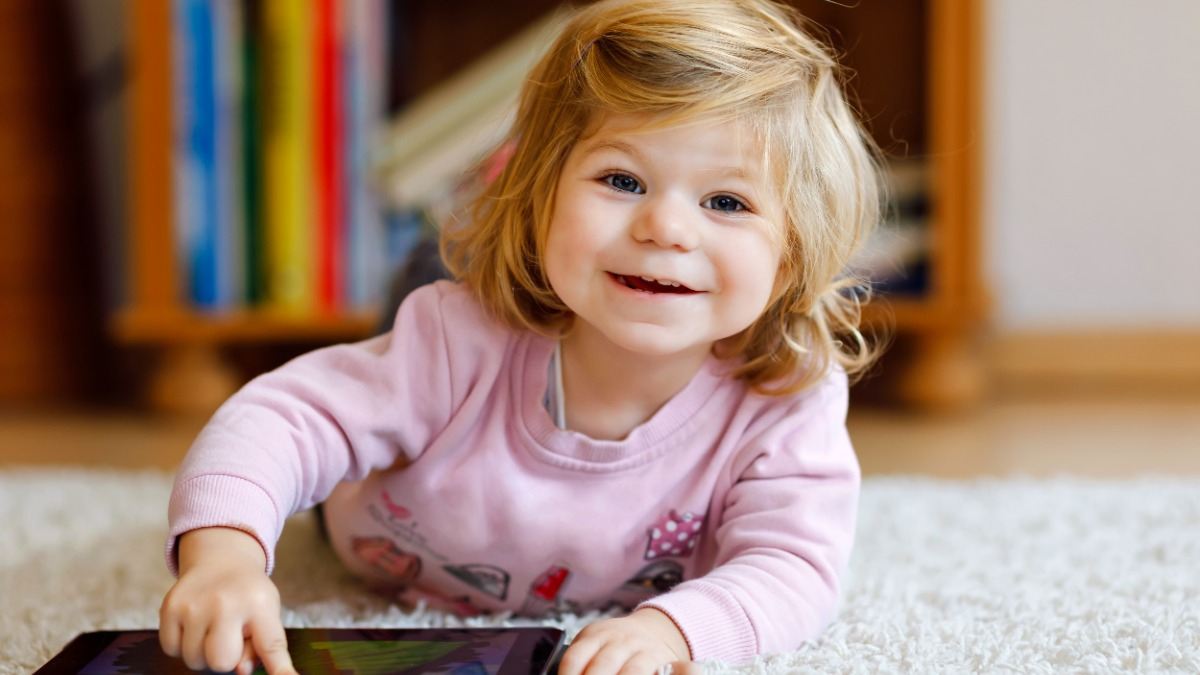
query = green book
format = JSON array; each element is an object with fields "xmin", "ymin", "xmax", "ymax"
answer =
[{"xmin": 240, "ymin": 0, "xmax": 264, "ymax": 305}]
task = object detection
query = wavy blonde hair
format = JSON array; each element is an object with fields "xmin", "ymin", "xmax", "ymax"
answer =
[{"xmin": 442, "ymin": 0, "xmax": 883, "ymax": 394}]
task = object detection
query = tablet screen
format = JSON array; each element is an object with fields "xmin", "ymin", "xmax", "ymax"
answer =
[{"xmin": 41, "ymin": 627, "xmax": 564, "ymax": 675}]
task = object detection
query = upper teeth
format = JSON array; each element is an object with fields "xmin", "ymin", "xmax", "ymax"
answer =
[{"xmin": 640, "ymin": 276, "xmax": 680, "ymax": 287}]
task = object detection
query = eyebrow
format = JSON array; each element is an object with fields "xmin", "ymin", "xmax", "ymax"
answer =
[
  {"xmin": 579, "ymin": 138, "xmax": 754, "ymax": 181},
  {"xmin": 579, "ymin": 138, "xmax": 641, "ymax": 159}
]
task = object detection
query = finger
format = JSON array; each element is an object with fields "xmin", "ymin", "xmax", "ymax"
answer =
[
  {"xmin": 573, "ymin": 643, "xmax": 630, "ymax": 675},
  {"xmin": 557, "ymin": 638, "xmax": 601, "ymax": 675},
  {"xmin": 250, "ymin": 620, "xmax": 296, "ymax": 675},
  {"xmin": 158, "ymin": 587, "xmax": 188, "ymax": 658},
  {"xmin": 616, "ymin": 654, "xmax": 661, "ymax": 675},
  {"xmin": 665, "ymin": 660, "xmax": 703, "ymax": 675},
  {"xmin": 204, "ymin": 621, "xmax": 248, "ymax": 673},
  {"xmin": 236, "ymin": 639, "xmax": 258, "ymax": 675},
  {"xmin": 180, "ymin": 622, "xmax": 210, "ymax": 672},
  {"xmin": 157, "ymin": 613, "xmax": 182, "ymax": 658}
]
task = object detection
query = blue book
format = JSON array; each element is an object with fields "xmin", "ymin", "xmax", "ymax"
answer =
[
  {"xmin": 173, "ymin": 0, "xmax": 217, "ymax": 309},
  {"xmin": 173, "ymin": 0, "xmax": 241, "ymax": 311}
]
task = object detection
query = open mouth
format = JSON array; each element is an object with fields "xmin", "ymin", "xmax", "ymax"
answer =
[{"xmin": 611, "ymin": 273, "xmax": 698, "ymax": 295}]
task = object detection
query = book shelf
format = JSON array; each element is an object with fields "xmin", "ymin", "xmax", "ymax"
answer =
[
  {"xmin": 122, "ymin": 1, "xmax": 385, "ymax": 413},
  {"xmin": 120, "ymin": 0, "xmax": 985, "ymax": 413},
  {"xmin": 870, "ymin": 0, "xmax": 989, "ymax": 408}
]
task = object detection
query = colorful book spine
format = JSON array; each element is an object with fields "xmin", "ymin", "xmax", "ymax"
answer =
[
  {"xmin": 345, "ymin": 0, "xmax": 389, "ymax": 309},
  {"xmin": 314, "ymin": 0, "xmax": 344, "ymax": 313},
  {"xmin": 172, "ymin": 0, "xmax": 219, "ymax": 309},
  {"xmin": 172, "ymin": 0, "xmax": 392, "ymax": 315},
  {"xmin": 240, "ymin": 0, "xmax": 265, "ymax": 306},
  {"xmin": 261, "ymin": 0, "xmax": 314, "ymax": 313},
  {"xmin": 215, "ymin": 0, "xmax": 245, "ymax": 310},
  {"xmin": 173, "ymin": 0, "xmax": 246, "ymax": 312}
]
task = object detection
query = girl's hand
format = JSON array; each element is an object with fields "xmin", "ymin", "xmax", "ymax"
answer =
[
  {"xmin": 159, "ymin": 527, "xmax": 298, "ymax": 675},
  {"xmin": 558, "ymin": 608, "xmax": 702, "ymax": 675}
]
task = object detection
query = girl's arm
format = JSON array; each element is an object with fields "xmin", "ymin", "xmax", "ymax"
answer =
[
  {"xmin": 640, "ymin": 375, "xmax": 860, "ymax": 663},
  {"xmin": 160, "ymin": 284, "xmax": 458, "ymax": 673},
  {"xmin": 166, "ymin": 283, "xmax": 455, "ymax": 575}
]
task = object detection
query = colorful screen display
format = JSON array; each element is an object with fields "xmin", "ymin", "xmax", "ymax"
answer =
[{"xmin": 59, "ymin": 628, "xmax": 559, "ymax": 675}]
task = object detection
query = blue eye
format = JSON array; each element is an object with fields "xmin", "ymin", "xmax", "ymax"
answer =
[
  {"xmin": 603, "ymin": 173, "xmax": 643, "ymax": 194},
  {"xmin": 706, "ymin": 194, "xmax": 747, "ymax": 213}
]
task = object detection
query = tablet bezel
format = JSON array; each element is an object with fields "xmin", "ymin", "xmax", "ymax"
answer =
[{"xmin": 35, "ymin": 626, "xmax": 566, "ymax": 675}]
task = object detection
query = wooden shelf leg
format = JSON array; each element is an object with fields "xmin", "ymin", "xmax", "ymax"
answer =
[
  {"xmin": 893, "ymin": 331, "xmax": 988, "ymax": 411},
  {"xmin": 148, "ymin": 344, "xmax": 241, "ymax": 416}
]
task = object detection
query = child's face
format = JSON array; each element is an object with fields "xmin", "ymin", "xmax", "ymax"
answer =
[{"xmin": 545, "ymin": 112, "xmax": 783, "ymax": 363}]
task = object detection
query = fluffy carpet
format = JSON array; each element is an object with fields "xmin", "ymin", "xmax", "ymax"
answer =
[{"xmin": 4, "ymin": 468, "xmax": 1199, "ymax": 673}]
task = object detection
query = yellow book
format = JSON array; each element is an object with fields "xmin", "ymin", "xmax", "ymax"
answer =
[{"xmin": 261, "ymin": 0, "xmax": 313, "ymax": 313}]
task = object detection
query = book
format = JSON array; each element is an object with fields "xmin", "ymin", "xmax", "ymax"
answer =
[
  {"xmin": 240, "ymin": 0, "xmax": 265, "ymax": 305},
  {"xmin": 173, "ymin": 0, "xmax": 244, "ymax": 312},
  {"xmin": 314, "ymin": 0, "xmax": 344, "ymax": 312},
  {"xmin": 215, "ymin": 0, "xmax": 246, "ymax": 310},
  {"xmin": 345, "ymin": 0, "xmax": 389, "ymax": 309},
  {"xmin": 261, "ymin": 0, "xmax": 315, "ymax": 313},
  {"xmin": 172, "ymin": 0, "xmax": 219, "ymax": 309},
  {"xmin": 167, "ymin": 0, "xmax": 395, "ymax": 315},
  {"xmin": 375, "ymin": 9, "xmax": 567, "ymax": 210}
]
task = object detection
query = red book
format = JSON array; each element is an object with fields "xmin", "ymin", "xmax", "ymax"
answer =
[{"xmin": 314, "ymin": 0, "xmax": 343, "ymax": 312}]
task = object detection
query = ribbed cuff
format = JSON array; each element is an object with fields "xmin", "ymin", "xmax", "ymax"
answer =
[
  {"xmin": 165, "ymin": 474, "xmax": 281, "ymax": 577},
  {"xmin": 638, "ymin": 582, "xmax": 758, "ymax": 664}
]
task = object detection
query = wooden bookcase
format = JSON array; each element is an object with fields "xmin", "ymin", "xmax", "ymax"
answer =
[
  {"xmin": 120, "ymin": 0, "xmax": 985, "ymax": 413},
  {"xmin": 875, "ymin": 0, "xmax": 989, "ymax": 408},
  {"xmin": 793, "ymin": 0, "xmax": 990, "ymax": 408},
  {"xmin": 122, "ymin": 2, "xmax": 384, "ymax": 413}
]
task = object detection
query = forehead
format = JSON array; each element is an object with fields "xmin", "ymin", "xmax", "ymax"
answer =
[{"xmin": 574, "ymin": 112, "xmax": 773, "ymax": 181}]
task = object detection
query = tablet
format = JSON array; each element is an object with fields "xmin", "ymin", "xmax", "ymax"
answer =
[{"xmin": 35, "ymin": 627, "xmax": 566, "ymax": 675}]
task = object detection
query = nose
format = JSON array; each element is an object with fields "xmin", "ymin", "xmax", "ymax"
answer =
[{"xmin": 631, "ymin": 193, "xmax": 700, "ymax": 251}]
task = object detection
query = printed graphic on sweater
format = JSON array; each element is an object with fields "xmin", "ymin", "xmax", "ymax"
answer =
[
  {"xmin": 380, "ymin": 490, "xmax": 412, "ymax": 520},
  {"xmin": 367, "ymin": 491, "xmax": 449, "ymax": 564},
  {"xmin": 352, "ymin": 536, "xmax": 423, "ymax": 586},
  {"xmin": 520, "ymin": 563, "xmax": 572, "ymax": 616},
  {"xmin": 607, "ymin": 559, "xmax": 686, "ymax": 611},
  {"xmin": 444, "ymin": 563, "xmax": 512, "ymax": 601},
  {"xmin": 645, "ymin": 509, "xmax": 704, "ymax": 559},
  {"xmin": 623, "ymin": 560, "xmax": 685, "ymax": 594}
]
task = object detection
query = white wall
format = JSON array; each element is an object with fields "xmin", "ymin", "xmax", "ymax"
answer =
[{"xmin": 984, "ymin": 0, "xmax": 1200, "ymax": 331}]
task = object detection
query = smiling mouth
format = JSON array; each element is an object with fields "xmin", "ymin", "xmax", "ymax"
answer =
[{"xmin": 611, "ymin": 273, "xmax": 698, "ymax": 295}]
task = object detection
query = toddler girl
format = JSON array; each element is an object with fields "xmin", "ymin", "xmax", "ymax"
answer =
[{"xmin": 159, "ymin": 0, "xmax": 882, "ymax": 673}]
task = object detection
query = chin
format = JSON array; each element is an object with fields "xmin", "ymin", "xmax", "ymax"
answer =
[{"xmin": 605, "ymin": 332, "xmax": 712, "ymax": 360}]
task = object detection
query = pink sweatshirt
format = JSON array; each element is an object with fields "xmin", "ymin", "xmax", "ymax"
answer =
[{"xmin": 167, "ymin": 281, "xmax": 860, "ymax": 663}]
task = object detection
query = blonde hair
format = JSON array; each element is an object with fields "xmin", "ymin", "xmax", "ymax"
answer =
[{"xmin": 443, "ymin": 0, "xmax": 883, "ymax": 394}]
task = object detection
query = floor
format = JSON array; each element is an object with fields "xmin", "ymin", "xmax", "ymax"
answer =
[
  {"xmin": 849, "ymin": 395, "xmax": 1200, "ymax": 478},
  {"xmin": 3, "ymin": 394, "xmax": 1198, "ymax": 478}
]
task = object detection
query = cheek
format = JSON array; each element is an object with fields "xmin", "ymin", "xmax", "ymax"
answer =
[
  {"xmin": 546, "ymin": 194, "xmax": 608, "ymax": 273},
  {"xmin": 543, "ymin": 209, "xmax": 586, "ymax": 299},
  {"xmin": 543, "ymin": 229, "xmax": 568, "ymax": 296},
  {"xmin": 731, "ymin": 238, "xmax": 781, "ymax": 296},
  {"xmin": 715, "ymin": 239, "xmax": 782, "ymax": 326}
]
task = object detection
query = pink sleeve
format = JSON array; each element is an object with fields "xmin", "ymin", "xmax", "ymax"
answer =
[
  {"xmin": 165, "ymin": 284, "xmax": 456, "ymax": 576},
  {"xmin": 639, "ymin": 374, "xmax": 860, "ymax": 663}
]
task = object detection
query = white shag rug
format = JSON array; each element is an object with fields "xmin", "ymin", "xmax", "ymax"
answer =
[{"xmin": 3, "ymin": 468, "xmax": 1200, "ymax": 674}]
